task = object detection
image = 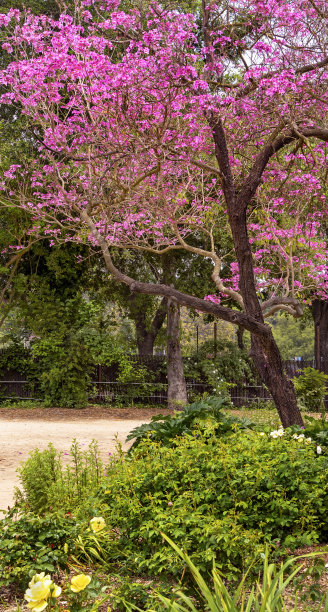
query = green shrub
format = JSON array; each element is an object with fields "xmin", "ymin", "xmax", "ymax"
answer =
[
  {"xmin": 243, "ymin": 399, "xmax": 276, "ymax": 411},
  {"xmin": 184, "ymin": 339, "xmax": 256, "ymax": 387},
  {"xmin": 15, "ymin": 439, "xmax": 105, "ymax": 516},
  {"xmin": 126, "ymin": 396, "xmax": 253, "ymax": 451},
  {"xmin": 128, "ymin": 537, "xmax": 328, "ymax": 612},
  {"xmin": 289, "ymin": 414, "xmax": 328, "ymax": 449},
  {"xmin": 0, "ymin": 509, "xmax": 79, "ymax": 588},
  {"xmin": 32, "ymin": 335, "xmax": 92, "ymax": 408},
  {"xmin": 96, "ymin": 427, "xmax": 328, "ymax": 578},
  {"xmin": 292, "ymin": 367, "xmax": 328, "ymax": 413}
]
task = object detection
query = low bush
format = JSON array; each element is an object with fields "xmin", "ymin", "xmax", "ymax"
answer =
[
  {"xmin": 126, "ymin": 537, "xmax": 328, "ymax": 612},
  {"xmin": 289, "ymin": 414, "xmax": 328, "ymax": 449},
  {"xmin": 293, "ymin": 367, "xmax": 328, "ymax": 413},
  {"xmin": 0, "ymin": 509, "xmax": 116, "ymax": 590},
  {"xmin": 15, "ymin": 439, "xmax": 106, "ymax": 516},
  {"xmin": 95, "ymin": 425, "xmax": 328, "ymax": 578},
  {"xmin": 0, "ymin": 509, "xmax": 78, "ymax": 588},
  {"xmin": 126, "ymin": 396, "xmax": 253, "ymax": 451},
  {"xmin": 9, "ymin": 421, "xmax": 328, "ymax": 599}
]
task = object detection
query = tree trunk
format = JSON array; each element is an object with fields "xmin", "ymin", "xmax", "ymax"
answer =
[
  {"xmin": 237, "ymin": 327, "xmax": 244, "ymax": 350},
  {"xmin": 250, "ymin": 333, "xmax": 304, "ymax": 426},
  {"xmin": 312, "ymin": 299, "xmax": 328, "ymax": 374},
  {"xmin": 229, "ymin": 212, "xmax": 304, "ymax": 426},
  {"xmin": 210, "ymin": 117, "xmax": 304, "ymax": 427},
  {"xmin": 131, "ymin": 295, "xmax": 167, "ymax": 356},
  {"xmin": 136, "ymin": 327, "xmax": 156, "ymax": 356},
  {"xmin": 167, "ymin": 298, "xmax": 187, "ymax": 410}
]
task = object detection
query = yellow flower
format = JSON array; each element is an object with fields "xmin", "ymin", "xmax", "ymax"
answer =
[
  {"xmin": 25, "ymin": 577, "xmax": 61, "ymax": 612},
  {"xmin": 70, "ymin": 573, "xmax": 91, "ymax": 593},
  {"xmin": 29, "ymin": 573, "xmax": 51, "ymax": 587},
  {"xmin": 90, "ymin": 516, "xmax": 106, "ymax": 533}
]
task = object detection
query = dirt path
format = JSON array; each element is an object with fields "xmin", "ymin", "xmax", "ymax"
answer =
[{"xmin": 0, "ymin": 406, "xmax": 169, "ymax": 513}]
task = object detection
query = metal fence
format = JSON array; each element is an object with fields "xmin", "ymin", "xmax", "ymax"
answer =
[
  {"xmin": 0, "ymin": 356, "xmax": 318, "ymax": 406},
  {"xmin": 284, "ymin": 359, "xmax": 315, "ymax": 378}
]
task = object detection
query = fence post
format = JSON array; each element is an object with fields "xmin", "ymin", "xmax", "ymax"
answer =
[{"xmin": 97, "ymin": 364, "xmax": 102, "ymax": 398}]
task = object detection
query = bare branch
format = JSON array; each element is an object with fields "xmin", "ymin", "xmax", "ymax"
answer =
[{"xmin": 80, "ymin": 209, "xmax": 271, "ymax": 337}]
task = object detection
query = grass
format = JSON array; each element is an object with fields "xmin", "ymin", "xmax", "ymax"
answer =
[
  {"xmin": 227, "ymin": 407, "xmax": 281, "ymax": 429},
  {"xmin": 227, "ymin": 406, "xmax": 325, "ymax": 429}
]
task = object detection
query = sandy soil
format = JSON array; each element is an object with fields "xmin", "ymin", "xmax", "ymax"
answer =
[{"xmin": 0, "ymin": 406, "xmax": 169, "ymax": 513}]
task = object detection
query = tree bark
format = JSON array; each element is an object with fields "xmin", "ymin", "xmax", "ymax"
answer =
[
  {"xmin": 209, "ymin": 117, "xmax": 304, "ymax": 427},
  {"xmin": 250, "ymin": 334, "xmax": 304, "ymax": 426},
  {"xmin": 136, "ymin": 332, "xmax": 156, "ymax": 356},
  {"xmin": 312, "ymin": 299, "xmax": 328, "ymax": 374},
  {"xmin": 237, "ymin": 327, "xmax": 244, "ymax": 350},
  {"xmin": 129, "ymin": 294, "xmax": 167, "ymax": 356},
  {"xmin": 167, "ymin": 298, "xmax": 187, "ymax": 410}
]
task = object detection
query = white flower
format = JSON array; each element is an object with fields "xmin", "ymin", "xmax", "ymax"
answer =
[
  {"xmin": 317, "ymin": 446, "xmax": 322, "ymax": 455},
  {"xmin": 270, "ymin": 428, "xmax": 284, "ymax": 439},
  {"xmin": 306, "ymin": 437, "xmax": 312, "ymax": 444},
  {"xmin": 259, "ymin": 432, "xmax": 266, "ymax": 436},
  {"xmin": 325, "ymin": 562, "xmax": 328, "ymax": 568},
  {"xmin": 293, "ymin": 434, "xmax": 299, "ymax": 440}
]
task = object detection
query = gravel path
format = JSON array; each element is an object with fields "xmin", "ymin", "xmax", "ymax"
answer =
[{"xmin": 0, "ymin": 406, "xmax": 167, "ymax": 513}]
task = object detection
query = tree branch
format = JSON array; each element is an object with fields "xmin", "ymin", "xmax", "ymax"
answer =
[
  {"xmin": 261, "ymin": 296, "xmax": 304, "ymax": 318},
  {"xmin": 237, "ymin": 124, "xmax": 328, "ymax": 210},
  {"xmin": 237, "ymin": 57, "xmax": 328, "ymax": 99},
  {"xmin": 80, "ymin": 209, "xmax": 271, "ymax": 337}
]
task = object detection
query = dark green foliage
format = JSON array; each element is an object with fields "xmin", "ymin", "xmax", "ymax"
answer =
[
  {"xmin": 184, "ymin": 339, "xmax": 256, "ymax": 388},
  {"xmin": 27, "ymin": 294, "xmax": 96, "ymax": 408},
  {"xmin": 32, "ymin": 332, "xmax": 92, "ymax": 408},
  {"xmin": 0, "ymin": 509, "xmax": 78, "ymax": 588},
  {"xmin": 269, "ymin": 311, "xmax": 314, "ymax": 360},
  {"xmin": 289, "ymin": 415, "xmax": 328, "ymax": 448},
  {"xmin": 292, "ymin": 367, "xmax": 328, "ymax": 412},
  {"xmin": 0, "ymin": 341, "xmax": 36, "ymax": 379},
  {"xmin": 0, "ymin": 0, "xmax": 62, "ymax": 17},
  {"xmin": 126, "ymin": 396, "xmax": 253, "ymax": 450},
  {"xmin": 96, "ymin": 428, "xmax": 328, "ymax": 578}
]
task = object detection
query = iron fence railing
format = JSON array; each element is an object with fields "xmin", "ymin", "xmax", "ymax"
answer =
[
  {"xmin": 0, "ymin": 379, "xmax": 271, "ymax": 406},
  {"xmin": 0, "ymin": 357, "xmax": 321, "ymax": 407}
]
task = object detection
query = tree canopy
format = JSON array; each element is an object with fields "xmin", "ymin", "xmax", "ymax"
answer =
[{"xmin": 1, "ymin": 0, "xmax": 328, "ymax": 424}]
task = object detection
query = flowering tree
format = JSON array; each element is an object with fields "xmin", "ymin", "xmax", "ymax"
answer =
[
  {"xmin": 1, "ymin": 0, "xmax": 328, "ymax": 425},
  {"xmin": 243, "ymin": 146, "xmax": 328, "ymax": 369}
]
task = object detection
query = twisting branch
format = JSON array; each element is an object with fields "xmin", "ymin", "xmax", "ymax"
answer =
[{"xmin": 79, "ymin": 208, "xmax": 271, "ymax": 337}]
